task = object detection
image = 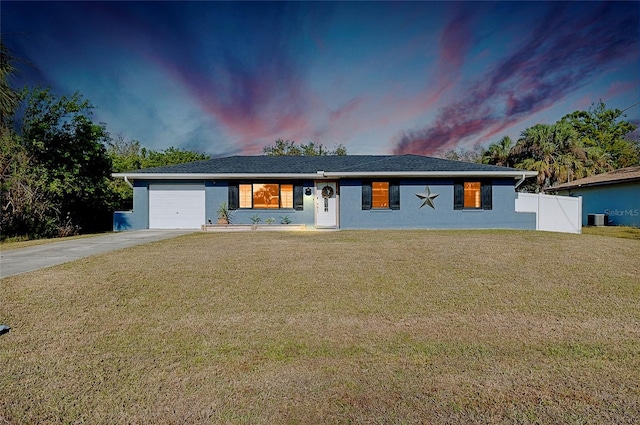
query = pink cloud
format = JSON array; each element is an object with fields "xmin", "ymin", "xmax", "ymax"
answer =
[
  {"xmin": 330, "ymin": 97, "xmax": 367, "ymax": 124},
  {"xmin": 603, "ymin": 81, "xmax": 638, "ymax": 102},
  {"xmin": 436, "ymin": 7, "xmax": 474, "ymax": 81}
]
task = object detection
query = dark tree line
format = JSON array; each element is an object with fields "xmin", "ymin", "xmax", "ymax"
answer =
[
  {"xmin": 1, "ymin": 89, "xmax": 113, "ymax": 237},
  {"xmin": 263, "ymin": 138, "xmax": 347, "ymax": 156},
  {"xmin": 0, "ymin": 86, "xmax": 210, "ymax": 240}
]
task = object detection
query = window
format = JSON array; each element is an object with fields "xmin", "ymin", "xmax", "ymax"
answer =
[
  {"xmin": 464, "ymin": 182, "xmax": 481, "ymax": 208},
  {"xmin": 362, "ymin": 181, "xmax": 400, "ymax": 210},
  {"xmin": 239, "ymin": 184, "xmax": 252, "ymax": 208},
  {"xmin": 372, "ymin": 182, "xmax": 389, "ymax": 208},
  {"xmin": 454, "ymin": 180, "xmax": 492, "ymax": 210},
  {"xmin": 230, "ymin": 183, "xmax": 300, "ymax": 210}
]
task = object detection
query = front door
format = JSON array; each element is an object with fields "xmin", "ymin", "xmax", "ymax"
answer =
[{"xmin": 315, "ymin": 181, "xmax": 338, "ymax": 228}]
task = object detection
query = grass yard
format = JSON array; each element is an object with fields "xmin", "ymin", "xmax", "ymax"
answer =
[
  {"xmin": 1, "ymin": 230, "xmax": 639, "ymax": 424},
  {"xmin": 582, "ymin": 225, "xmax": 640, "ymax": 240}
]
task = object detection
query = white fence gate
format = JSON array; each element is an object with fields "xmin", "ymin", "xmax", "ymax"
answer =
[{"xmin": 515, "ymin": 193, "xmax": 582, "ymax": 234}]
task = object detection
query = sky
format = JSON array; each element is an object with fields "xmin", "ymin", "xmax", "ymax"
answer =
[{"xmin": 3, "ymin": 1, "xmax": 639, "ymax": 157}]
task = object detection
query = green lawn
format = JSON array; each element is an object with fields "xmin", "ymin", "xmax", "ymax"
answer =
[
  {"xmin": 1, "ymin": 230, "xmax": 639, "ymax": 424},
  {"xmin": 581, "ymin": 225, "xmax": 640, "ymax": 239}
]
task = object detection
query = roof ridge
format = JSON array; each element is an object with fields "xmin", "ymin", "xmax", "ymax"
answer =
[{"xmin": 333, "ymin": 154, "xmax": 409, "ymax": 171}]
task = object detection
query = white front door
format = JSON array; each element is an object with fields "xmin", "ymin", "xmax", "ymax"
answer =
[{"xmin": 315, "ymin": 181, "xmax": 338, "ymax": 228}]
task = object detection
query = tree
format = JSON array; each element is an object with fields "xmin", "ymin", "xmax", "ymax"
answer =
[
  {"xmin": 105, "ymin": 135, "xmax": 143, "ymax": 211},
  {"xmin": 509, "ymin": 124, "xmax": 553, "ymax": 190},
  {"xmin": 561, "ymin": 101, "xmax": 639, "ymax": 168},
  {"xmin": 140, "ymin": 146, "xmax": 210, "ymax": 168},
  {"xmin": 1, "ymin": 128, "xmax": 58, "ymax": 238},
  {"xmin": 550, "ymin": 120, "xmax": 587, "ymax": 184},
  {"xmin": 442, "ymin": 141, "xmax": 483, "ymax": 163},
  {"xmin": 481, "ymin": 136, "xmax": 514, "ymax": 167},
  {"xmin": 263, "ymin": 138, "xmax": 347, "ymax": 156},
  {"xmin": 107, "ymin": 134, "xmax": 144, "ymax": 172},
  {"xmin": 584, "ymin": 146, "xmax": 613, "ymax": 176},
  {"xmin": 10, "ymin": 88, "xmax": 114, "ymax": 237},
  {"xmin": 474, "ymin": 102, "xmax": 637, "ymax": 192},
  {"xmin": 509, "ymin": 122, "xmax": 587, "ymax": 191},
  {"xmin": 0, "ymin": 40, "xmax": 21, "ymax": 125},
  {"xmin": 107, "ymin": 136, "xmax": 210, "ymax": 171}
]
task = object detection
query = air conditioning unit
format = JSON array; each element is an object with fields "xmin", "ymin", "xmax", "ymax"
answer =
[{"xmin": 587, "ymin": 214, "xmax": 608, "ymax": 226}]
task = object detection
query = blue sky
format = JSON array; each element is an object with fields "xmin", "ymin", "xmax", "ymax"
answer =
[{"xmin": 3, "ymin": 1, "xmax": 639, "ymax": 157}]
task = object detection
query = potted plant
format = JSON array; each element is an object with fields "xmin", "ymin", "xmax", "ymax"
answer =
[
  {"xmin": 217, "ymin": 202, "xmax": 233, "ymax": 225},
  {"xmin": 250, "ymin": 214, "xmax": 261, "ymax": 230},
  {"xmin": 280, "ymin": 215, "xmax": 292, "ymax": 224}
]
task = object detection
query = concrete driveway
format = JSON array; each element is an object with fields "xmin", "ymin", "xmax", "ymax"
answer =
[{"xmin": 0, "ymin": 230, "xmax": 196, "ymax": 278}]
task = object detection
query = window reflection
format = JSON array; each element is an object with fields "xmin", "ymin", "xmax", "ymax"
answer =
[
  {"xmin": 239, "ymin": 183, "xmax": 294, "ymax": 209},
  {"xmin": 253, "ymin": 184, "xmax": 279, "ymax": 208},
  {"xmin": 239, "ymin": 184, "xmax": 252, "ymax": 208},
  {"xmin": 280, "ymin": 184, "xmax": 293, "ymax": 208},
  {"xmin": 464, "ymin": 182, "xmax": 481, "ymax": 208},
  {"xmin": 372, "ymin": 182, "xmax": 389, "ymax": 208}
]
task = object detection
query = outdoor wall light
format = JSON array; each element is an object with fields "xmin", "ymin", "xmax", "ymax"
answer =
[{"xmin": 305, "ymin": 188, "xmax": 312, "ymax": 196}]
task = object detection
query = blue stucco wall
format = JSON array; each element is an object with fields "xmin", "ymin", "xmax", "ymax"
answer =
[
  {"xmin": 207, "ymin": 181, "xmax": 316, "ymax": 226},
  {"xmin": 205, "ymin": 180, "xmax": 226, "ymax": 224},
  {"xmin": 558, "ymin": 181, "xmax": 640, "ymax": 227},
  {"xmin": 116, "ymin": 178, "xmax": 535, "ymax": 231},
  {"xmin": 113, "ymin": 181, "xmax": 149, "ymax": 231},
  {"xmin": 339, "ymin": 178, "xmax": 535, "ymax": 230}
]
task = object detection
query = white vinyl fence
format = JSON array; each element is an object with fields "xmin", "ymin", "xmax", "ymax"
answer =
[{"xmin": 516, "ymin": 193, "xmax": 582, "ymax": 234}]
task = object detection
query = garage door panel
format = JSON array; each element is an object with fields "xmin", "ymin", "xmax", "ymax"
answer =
[{"xmin": 149, "ymin": 184, "xmax": 205, "ymax": 229}]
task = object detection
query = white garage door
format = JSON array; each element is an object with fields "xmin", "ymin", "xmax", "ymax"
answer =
[{"xmin": 149, "ymin": 183, "xmax": 206, "ymax": 229}]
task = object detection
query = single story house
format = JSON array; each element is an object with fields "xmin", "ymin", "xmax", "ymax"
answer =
[
  {"xmin": 548, "ymin": 166, "xmax": 640, "ymax": 227},
  {"xmin": 112, "ymin": 154, "xmax": 538, "ymax": 231}
]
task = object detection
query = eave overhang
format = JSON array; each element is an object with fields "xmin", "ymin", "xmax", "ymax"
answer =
[
  {"xmin": 112, "ymin": 170, "xmax": 538, "ymax": 180},
  {"xmin": 111, "ymin": 172, "xmax": 328, "ymax": 180}
]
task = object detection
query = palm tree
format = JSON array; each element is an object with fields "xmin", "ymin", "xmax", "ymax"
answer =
[
  {"xmin": 481, "ymin": 136, "xmax": 513, "ymax": 167},
  {"xmin": 0, "ymin": 40, "xmax": 20, "ymax": 124},
  {"xmin": 512, "ymin": 123, "xmax": 591, "ymax": 189},
  {"xmin": 551, "ymin": 121, "xmax": 585, "ymax": 184},
  {"xmin": 512, "ymin": 124, "xmax": 556, "ymax": 189}
]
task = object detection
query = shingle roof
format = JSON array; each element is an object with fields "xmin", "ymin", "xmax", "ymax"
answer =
[
  {"xmin": 118, "ymin": 154, "xmax": 531, "ymax": 176},
  {"xmin": 550, "ymin": 166, "xmax": 640, "ymax": 191}
]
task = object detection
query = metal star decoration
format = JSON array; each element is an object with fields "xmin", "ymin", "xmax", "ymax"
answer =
[{"xmin": 415, "ymin": 186, "xmax": 439, "ymax": 209}]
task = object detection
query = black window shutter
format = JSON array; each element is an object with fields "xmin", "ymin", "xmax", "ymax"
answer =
[
  {"xmin": 362, "ymin": 182, "xmax": 372, "ymax": 210},
  {"xmin": 482, "ymin": 181, "xmax": 492, "ymax": 210},
  {"xmin": 228, "ymin": 183, "xmax": 239, "ymax": 210},
  {"xmin": 294, "ymin": 184, "xmax": 304, "ymax": 211},
  {"xmin": 389, "ymin": 181, "xmax": 400, "ymax": 210},
  {"xmin": 454, "ymin": 181, "xmax": 464, "ymax": 210}
]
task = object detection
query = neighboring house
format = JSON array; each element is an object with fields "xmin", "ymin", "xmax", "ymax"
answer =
[
  {"xmin": 548, "ymin": 166, "xmax": 640, "ymax": 227},
  {"xmin": 112, "ymin": 155, "xmax": 538, "ymax": 231}
]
